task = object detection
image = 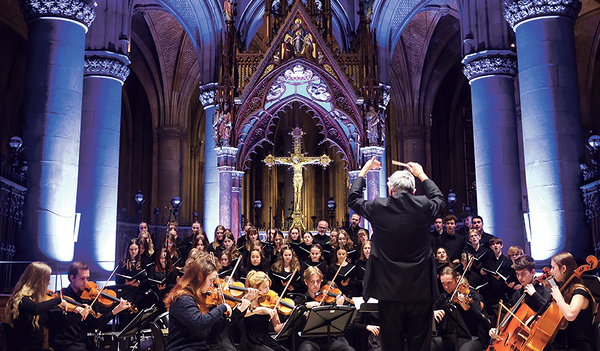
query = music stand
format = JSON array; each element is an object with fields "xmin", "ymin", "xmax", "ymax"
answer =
[
  {"xmin": 274, "ymin": 305, "xmax": 307, "ymax": 350},
  {"xmin": 301, "ymin": 305, "xmax": 355, "ymax": 351},
  {"xmin": 117, "ymin": 306, "xmax": 159, "ymax": 339}
]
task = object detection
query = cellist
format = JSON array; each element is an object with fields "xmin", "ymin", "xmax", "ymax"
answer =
[
  {"xmin": 549, "ymin": 252, "xmax": 597, "ymax": 351},
  {"xmin": 488, "ymin": 256, "xmax": 551, "ymax": 341}
]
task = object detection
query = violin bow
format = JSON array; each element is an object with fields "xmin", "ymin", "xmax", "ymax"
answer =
[
  {"xmin": 89, "ymin": 265, "xmax": 120, "ymax": 308},
  {"xmin": 224, "ymin": 255, "xmax": 243, "ymax": 290},
  {"xmin": 449, "ymin": 255, "xmax": 474, "ymax": 304},
  {"xmin": 274, "ymin": 267, "xmax": 297, "ymax": 311},
  {"xmin": 210, "ymin": 253, "xmax": 228, "ymax": 306},
  {"xmin": 319, "ymin": 261, "xmax": 344, "ymax": 306}
]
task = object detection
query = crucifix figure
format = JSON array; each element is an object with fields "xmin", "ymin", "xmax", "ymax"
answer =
[{"xmin": 264, "ymin": 127, "xmax": 331, "ymax": 229}]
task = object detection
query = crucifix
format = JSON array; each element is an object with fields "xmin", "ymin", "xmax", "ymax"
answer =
[{"xmin": 263, "ymin": 127, "xmax": 331, "ymax": 229}]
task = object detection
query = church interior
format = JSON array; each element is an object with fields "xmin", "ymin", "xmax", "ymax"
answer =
[{"xmin": 0, "ymin": 0, "xmax": 599, "ymax": 278}]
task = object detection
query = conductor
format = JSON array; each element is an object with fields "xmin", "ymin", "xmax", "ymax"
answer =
[{"xmin": 348, "ymin": 157, "xmax": 445, "ymax": 351}]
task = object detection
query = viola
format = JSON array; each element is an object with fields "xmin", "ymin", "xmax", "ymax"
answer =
[
  {"xmin": 315, "ymin": 284, "xmax": 354, "ymax": 305},
  {"xmin": 47, "ymin": 289, "xmax": 100, "ymax": 318},
  {"xmin": 80, "ymin": 281, "xmax": 138, "ymax": 313}
]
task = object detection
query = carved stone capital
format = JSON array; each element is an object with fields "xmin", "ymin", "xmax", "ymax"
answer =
[
  {"xmin": 21, "ymin": 0, "xmax": 96, "ymax": 29},
  {"xmin": 84, "ymin": 51, "xmax": 130, "ymax": 83},
  {"xmin": 462, "ymin": 50, "xmax": 517, "ymax": 81},
  {"xmin": 199, "ymin": 82, "xmax": 219, "ymax": 109},
  {"xmin": 503, "ymin": 0, "xmax": 581, "ymax": 29}
]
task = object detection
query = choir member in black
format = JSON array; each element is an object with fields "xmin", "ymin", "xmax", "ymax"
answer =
[
  {"xmin": 116, "ymin": 238, "xmax": 145, "ymax": 285},
  {"xmin": 465, "ymin": 229, "xmax": 489, "ymax": 271},
  {"xmin": 138, "ymin": 236, "xmax": 156, "ymax": 271},
  {"xmin": 313, "ymin": 220, "xmax": 331, "ymax": 248},
  {"xmin": 488, "ymin": 255, "xmax": 551, "ymax": 340},
  {"xmin": 355, "ymin": 229, "xmax": 369, "ymax": 251},
  {"xmin": 165, "ymin": 231, "xmax": 184, "ymax": 269},
  {"xmin": 237, "ymin": 221, "xmax": 253, "ymax": 252},
  {"xmin": 240, "ymin": 248, "xmax": 271, "ymax": 284},
  {"xmin": 270, "ymin": 245, "xmax": 302, "ymax": 295},
  {"xmin": 355, "ymin": 241, "xmax": 371, "ymax": 293},
  {"xmin": 193, "ymin": 231, "xmax": 211, "ymax": 254},
  {"xmin": 297, "ymin": 231, "xmax": 314, "ymax": 262},
  {"xmin": 470, "ymin": 216, "xmax": 495, "ymax": 250},
  {"xmin": 327, "ymin": 247, "xmax": 357, "ymax": 297},
  {"xmin": 285, "ymin": 226, "xmax": 302, "ymax": 252},
  {"xmin": 456, "ymin": 253, "xmax": 482, "ymax": 293},
  {"xmin": 218, "ymin": 249, "xmax": 240, "ymax": 281},
  {"xmin": 222, "ymin": 230, "xmax": 240, "ymax": 260},
  {"xmin": 3, "ymin": 262, "xmax": 69, "ymax": 351},
  {"xmin": 435, "ymin": 215, "xmax": 465, "ymax": 265},
  {"xmin": 210, "ymin": 225, "xmax": 226, "ymax": 254},
  {"xmin": 549, "ymin": 252, "xmax": 597, "ymax": 351},
  {"xmin": 337, "ymin": 230, "xmax": 358, "ymax": 264},
  {"xmin": 293, "ymin": 266, "xmax": 355, "ymax": 351},
  {"xmin": 239, "ymin": 226, "xmax": 260, "ymax": 261},
  {"xmin": 183, "ymin": 221, "xmax": 205, "ymax": 259},
  {"xmin": 346, "ymin": 213, "xmax": 363, "ymax": 244},
  {"xmin": 435, "ymin": 247, "xmax": 454, "ymax": 275},
  {"xmin": 149, "ymin": 248, "xmax": 177, "ymax": 312},
  {"xmin": 432, "ymin": 267, "xmax": 490, "ymax": 351},
  {"xmin": 328, "ymin": 228, "xmax": 339, "ymax": 251},
  {"xmin": 240, "ymin": 270, "xmax": 289, "ymax": 351},
  {"xmin": 479, "ymin": 237, "xmax": 514, "ymax": 320},
  {"xmin": 163, "ymin": 252, "xmax": 252, "ymax": 351},
  {"xmin": 301, "ymin": 244, "xmax": 329, "ymax": 282},
  {"xmin": 506, "ymin": 246, "xmax": 523, "ymax": 264},
  {"xmin": 268, "ymin": 230, "xmax": 286, "ymax": 265},
  {"xmin": 50, "ymin": 262, "xmax": 132, "ymax": 351}
]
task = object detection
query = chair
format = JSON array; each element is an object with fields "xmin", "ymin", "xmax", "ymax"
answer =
[{"xmin": 149, "ymin": 321, "xmax": 166, "ymax": 351}]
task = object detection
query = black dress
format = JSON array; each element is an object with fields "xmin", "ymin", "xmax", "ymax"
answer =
[
  {"xmin": 563, "ymin": 289, "xmax": 595, "ymax": 351},
  {"xmin": 9, "ymin": 296, "xmax": 61, "ymax": 351},
  {"xmin": 240, "ymin": 314, "xmax": 288, "ymax": 351}
]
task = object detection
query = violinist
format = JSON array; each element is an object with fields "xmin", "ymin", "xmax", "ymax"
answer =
[
  {"xmin": 293, "ymin": 266, "xmax": 355, "ymax": 351},
  {"xmin": 488, "ymin": 256, "xmax": 551, "ymax": 340},
  {"xmin": 270, "ymin": 245, "xmax": 302, "ymax": 294},
  {"xmin": 327, "ymin": 247, "xmax": 357, "ymax": 297},
  {"xmin": 164, "ymin": 252, "xmax": 252, "ymax": 351},
  {"xmin": 50, "ymin": 262, "xmax": 132, "ymax": 351},
  {"xmin": 3, "ymin": 262, "xmax": 69, "ymax": 351},
  {"xmin": 301, "ymin": 244, "xmax": 329, "ymax": 282},
  {"xmin": 549, "ymin": 252, "xmax": 596, "ymax": 351},
  {"xmin": 432, "ymin": 267, "xmax": 489, "ymax": 351},
  {"xmin": 240, "ymin": 270, "xmax": 289, "ymax": 351}
]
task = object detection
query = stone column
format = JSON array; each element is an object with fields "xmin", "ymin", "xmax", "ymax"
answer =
[
  {"xmin": 156, "ymin": 126, "xmax": 185, "ymax": 215},
  {"xmin": 20, "ymin": 0, "xmax": 95, "ymax": 262},
  {"xmin": 199, "ymin": 83, "xmax": 219, "ymax": 234},
  {"xmin": 348, "ymin": 170, "xmax": 365, "ymax": 228},
  {"xmin": 504, "ymin": 0, "xmax": 586, "ymax": 260},
  {"xmin": 217, "ymin": 147, "xmax": 238, "ymax": 237},
  {"xmin": 361, "ymin": 147, "xmax": 384, "ymax": 236},
  {"xmin": 231, "ymin": 171, "xmax": 244, "ymax": 239},
  {"xmin": 462, "ymin": 50, "xmax": 524, "ymax": 248},
  {"xmin": 75, "ymin": 51, "xmax": 130, "ymax": 272},
  {"xmin": 379, "ymin": 84, "xmax": 391, "ymax": 197}
]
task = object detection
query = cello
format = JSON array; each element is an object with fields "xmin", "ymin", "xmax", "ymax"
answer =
[{"xmin": 521, "ymin": 255, "xmax": 598, "ymax": 351}]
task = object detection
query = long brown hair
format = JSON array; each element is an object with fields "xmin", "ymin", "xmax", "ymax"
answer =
[
  {"xmin": 4, "ymin": 262, "xmax": 52, "ymax": 328},
  {"xmin": 271, "ymin": 245, "xmax": 300, "ymax": 273},
  {"xmin": 552, "ymin": 252, "xmax": 595, "ymax": 305},
  {"xmin": 164, "ymin": 252, "xmax": 217, "ymax": 314}
]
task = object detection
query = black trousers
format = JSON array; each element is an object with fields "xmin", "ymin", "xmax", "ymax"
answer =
[{"xmin": 379, "ymin": 300, "xmax": 432, "ymax": 351}]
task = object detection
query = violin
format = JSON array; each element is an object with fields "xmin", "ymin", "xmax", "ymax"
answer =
[
  {"xmin": 80, "ymin": 281, "xmax": 138, "ymax": 313},
  {"xmin": 46, "ymin": 289, "xmax": 100, "ymax": 318},
  {"xmin": 206, "ymin": 286, "xmax": 243, "ymax": 308},
  {"xmin": 449, "ymin": 280, "xmax": 473, "ymax": 308},
  {"xmin": 314, "ymin": 284, "xmax": 354, "ymax": 305},
  {"xmin": 257, "ymin": 289, "xmax": 295, "ymax": 315}
]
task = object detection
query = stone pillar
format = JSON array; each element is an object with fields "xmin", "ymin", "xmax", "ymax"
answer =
[
  {"xmin": 199, "ymin": 83, "xmax": 219, "ymax": 235},
  {"xmin": 231, "ymin": 171, "xmax": 244, "ymax": 239},
  {"xmin": 462, "ymin": 50, "xmax": 524, "ymax": 248},
  {"xmin": 156, "ymin": 126, "xmax": 184, "ymax": 215},
  {"xmin": 75, "ymin": 51, "xmax": 130, "ymax": 272},
  {"xmin": 379, "ymin": 84, "xmax": 391, "ymax": 197},
  {"xmin": 504, "ymin": 0, "xmax": 586, "ymax": 260},
  {"xmin": 361, "ymin": 147, "xmax": 384, "ymax": 236},
  {"xmin": 348, "ymin": 170, "xmax": 365, "ymax": 228},
  {"xmin": 20, "ymin": 0, "xmax": 95, "ymax": 262},
  {"xmin": 217, "ymin": 147, "xmax": 238, "ymax": 237}
]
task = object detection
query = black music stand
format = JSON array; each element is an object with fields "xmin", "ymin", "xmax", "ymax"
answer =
[
  {"xmin": 275, "ymin": 305, "xmax": 308, "ymax": 350},
  {"xmin": 301, "ymin": 305, "xmax": 355, "ymax": 351},
  {"xmin": 117, "ymin": 306, "xmax": 159, "ymax": 339}
]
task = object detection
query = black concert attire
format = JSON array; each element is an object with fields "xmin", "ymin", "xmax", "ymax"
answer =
[
  {"xmin": 510, "ymin": 282, "xmax": 551, "ymax": 313},
  {"xmin": 327, "ymin": 262, "xmax": 357, "ymax": 297},
  {"xmin": 8, "ymin": 296, "xmax": 61, "ymax": 351},
  {"xmin": 560, "ymin": 288, "xmax": 595, "ymax": 351},
  {"xmin": 465, "ymin": 244, "xmax": 490, "ymax": 291},
  {"xmin": 312, "ymin": 234, "xmax": 330, "ymax": 250},
  {"xmin": 355, "ymin": 259, "xmax": 368, "ymax": 294},
  {"xmin": 480, "ymin": 253, "xmax": 514, "ymax": 318},
  {"xmin": 239, "ymin": 261, "xmax": 270, "ymax": 285},
  {"xmin": 240, "ymin": 314, "xmax": 289, "ymax": 351},
  {"xmin": 479, "ymin": 232, "xmax": 496, "ymax": 250},
  {"xmin": 350, "ymin": 310, "xmax": 380, "ymax": 351},
  {"xmin": 436, "ymin": 232, "xmax": 466, "ymax": 263},
  {"xmin": 293, "ymin": 292, "xmax": 355, "ymax": 351},
  {"xmin": 166, "ymin": 295, "xmax": 243, "ymax": 351},
  {"xmin": 301, "ymin": 260, "xmax": 329, "ymax": 283},
  {"xmin": 270, "ymin": 267, "xmax": 303, "ymax": 295},
  {"xmin": 345, "ymin": 225, "xmax": 362, "ymax": 245},
  {"xmin": 49, "ymin": 286, "xmax": 121, "ymax": 351},
  {"xmin": 288, "ymin": 237, "xmax": 302, "ymax": 256},
  {"xmin": 148, "ymin": 266, "xmax": 177, "ymax": 313},
  {"xmin": 431, "ymin": 290, "xmax": 490, "ymax": 351},
  {"xmin": 349, "ymin": 175, "xmax": 444, "ymax": 351},
  {"xmin": 296, "ymin": 243, "xmax": 313, "ymax": 263}
]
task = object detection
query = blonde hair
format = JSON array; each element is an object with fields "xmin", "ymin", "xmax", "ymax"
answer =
[
  {"xmin": 4, "ymin": 262, "xmax": 52, "ymax": 328},
  {"xmin": 245, "ymin": 270, "xmax": 271, "ymax": 289},
  {"xmin": 303, "ymin": 266, "xmax": 323, "ymax": 281}
]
